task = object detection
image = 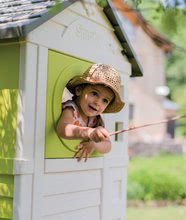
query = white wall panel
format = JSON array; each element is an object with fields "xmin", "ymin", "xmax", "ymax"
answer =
[
  {"xmin": 43, "ymin": 170, "xmax": 101, "ymax": 195},
  {"xmin": 41, "ymin": 206, "xmax": 99, "ymax": 220},
  {"xmin": 13, "ymin": 175, "xmax": 33, "ymax": 220},
  {"xmin": 27, "ymin": 2, "xmax": 131, "ymax": 74},
  {"xmin": 45, "ymin": 158, "xmax": 103, "ymax": 173},
  {"xmin": 32, "ymin": 46, "xmax": 49, "ymax": 220},
  {"xmin": 42, "ymin": 189, "xmax": 100, "ymax": 216},
  {"xmin": 53, "ymin": 0, "xmax": 114, "ymax": 29}
]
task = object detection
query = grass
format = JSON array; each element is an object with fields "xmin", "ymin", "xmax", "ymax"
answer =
[
  {"xmin": 127, "ymin": 155, "xmax": 186, "ymax": 220},
  {"xmin": 126, "ymin": 206, "xmax": 186, "ymax": 220}
]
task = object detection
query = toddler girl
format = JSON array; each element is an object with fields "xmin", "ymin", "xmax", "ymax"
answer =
[{"xmin": 56, "ymin": 63, "xmax": 124, "ymax": 161}]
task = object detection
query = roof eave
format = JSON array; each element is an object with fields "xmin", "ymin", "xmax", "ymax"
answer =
[{"xmin": 103, "ymin": 0, "xmax": 143, "ymax": 77}]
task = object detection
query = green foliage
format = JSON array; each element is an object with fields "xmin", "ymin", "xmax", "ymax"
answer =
[
  {"xmin": 160, "ymin": 8, "xmax": 178, "ymax": 35},
  {"xmin": 128, "ymin": 0, "xmax": 186, "ymax": 137},
  {"xmin": 127, "ymin": 0, "xmax": 186, "ymax": 9},
  {"xmin": 127, "ymin": 181, "xmax": 145, "ymax": 200},
  {"xmin": 129, "ymin": 0, "xmax": 143, "ymax": 7},
  {"xmin": 48, "ymin": 0, "xmax": 61, "ymax": 15},
  {"xmin": 127, "ymin": 155, "xmax": 186, "ymax": 201},
  {"xmin": 151, "ymin": 172, "xmax": 184, "ymax": 200},
  {"xmin": 164, "ymin": 10, "xmax": 186, "ymax": 136},
  {"xmin": 96, "ymin": 0, "xmax": 108, "ymax": 8}
]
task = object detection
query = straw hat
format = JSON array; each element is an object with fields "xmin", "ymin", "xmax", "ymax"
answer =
[{"xmin": 66, "ymin": 63, "xmax": 125, "ymax": 113}]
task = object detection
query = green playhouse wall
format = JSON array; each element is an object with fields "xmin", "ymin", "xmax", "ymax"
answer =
[
  {"xmin": 0, "ymin": 44, "xmax": 20, "ymax": 220},
  {"xmin": 45, "ymin": 51, "xmax": 102, "ymax": 158}
]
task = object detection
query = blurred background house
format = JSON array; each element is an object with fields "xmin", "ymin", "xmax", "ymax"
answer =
[{"xmin": 113, "ymin": 0, "xmax": 179, "ymax": 146}]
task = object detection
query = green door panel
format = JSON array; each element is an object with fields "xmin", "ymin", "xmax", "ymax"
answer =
[
  {"xmin": 0, "ymin": 44, "xmax": 20, "ymax": 89},
  {"xmin": 45, "ymin": 51, "xmax": 101, "ymax": 158}
]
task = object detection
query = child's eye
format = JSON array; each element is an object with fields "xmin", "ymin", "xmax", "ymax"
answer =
[
  {"xmin": 103, "ymin": 99, "xmax": 109, "ymax": 104},
  {"xmin": 91, "ymin": 91, "xmax": 97, "ymax": 96}
]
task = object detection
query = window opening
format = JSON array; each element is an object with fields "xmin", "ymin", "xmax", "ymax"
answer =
[{"xmin": 115, "ymin": 122, "xmax": 124, "ymax": 142}]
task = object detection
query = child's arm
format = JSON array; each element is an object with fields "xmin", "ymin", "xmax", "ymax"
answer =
[{"xmin": 56, "ymin": 108, "xmax": 109, "ymax": 142}]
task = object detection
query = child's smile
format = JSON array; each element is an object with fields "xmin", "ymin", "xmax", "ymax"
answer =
[
  {"xmin": 88, "ymin": 104, "xmax": 97, "ymax": 112},
  {"xmin": 75, "ymin": 84, "xmax": 114, "ymax": 121}
]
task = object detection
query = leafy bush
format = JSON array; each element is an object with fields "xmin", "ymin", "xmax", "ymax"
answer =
[
  {"xmin": 127, "ymin": 181, "xmax": 145, "ymax": 200},
  {"xmin": 152, "ymin": 173, "xmax": 183, "ymax": 200},
  {"xmin": 127, "ymin": 155, "xmax": 186, "ymax": 201}
]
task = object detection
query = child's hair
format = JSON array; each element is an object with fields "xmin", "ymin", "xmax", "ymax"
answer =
[
  {"xmin": 71, "ymin": 83, "xmax": 87, "ymax": 101},
  {"xmin": 67, "ymin": 63, "xmax": 125, "ymax": 113}
]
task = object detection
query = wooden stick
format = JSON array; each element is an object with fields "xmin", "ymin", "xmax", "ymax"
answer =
[{"xmin": 109, "ymin": 115, "xmax": 186, "ymax": 136}]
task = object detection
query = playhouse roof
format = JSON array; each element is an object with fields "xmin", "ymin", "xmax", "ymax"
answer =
[
  {"xmin": 0, "ymin": 0, "xmax": 74, "ymax": 39},
  {"xmin": 0, "ymin": 0, "xmax": 142, "ymax": 77}
]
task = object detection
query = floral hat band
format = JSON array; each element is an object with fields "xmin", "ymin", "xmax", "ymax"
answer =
[{"xmin": 66, "ymin": 63, "xmax": 125, "ymax": 113}]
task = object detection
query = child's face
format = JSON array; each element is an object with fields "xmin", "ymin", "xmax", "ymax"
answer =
[{"xmin": 75, "ymin": 84, "xmax": 114, "ymax": 117}]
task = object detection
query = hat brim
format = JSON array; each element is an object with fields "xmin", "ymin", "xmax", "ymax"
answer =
[{"xmin": 66, "ymin": 76, "xmax": 125, "ymax": 113}]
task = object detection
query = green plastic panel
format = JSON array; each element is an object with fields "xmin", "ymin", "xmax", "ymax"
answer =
[
  {"xmin": 0, "ymin": 44, "xmax": 19, "ymax": 159},
  {"xmin": 0, "ymin": 44, "xmax": 20, "ymax": 89},
  {"xmin": 0, "ymin": 90, "xmax": 18, "ymax": 159},
  {"xmin": 0, "ymin": 197, "xmax": 13, "ymax": 219},
  {"xmin": 0, "ymin": 159, "xmax": 14, "ymax": 175},
  {"xmin": 45, "ymin": 51, "xmax": 102, "ymax": 158},
  {"xmin": 0, "ymin": 44, "xmax": 20, "ymax": 220},
  {"xmin": 0, "ymin": 174, "xmax": 14, "ymax": 219},
  {"xmin": 0, "ymin": 175, "xmax": 14, "ymax": 198},
  {"xmin": 0, "ymin": 90, "xmax": 17, "ymax": 219}
]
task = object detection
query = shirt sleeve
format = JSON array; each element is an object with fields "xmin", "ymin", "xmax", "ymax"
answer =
[{"xmin": 62, "ymin": 100, "xmax": 78, "ymax": 119}]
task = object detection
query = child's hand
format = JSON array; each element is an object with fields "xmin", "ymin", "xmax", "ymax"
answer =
[
  {"xmin": 74, "ymin": 141, "xmax": 95, "ymax": 162},
  {"xmin": 88, "ymin": 126, "xmax": 109, "ymax": 143}
]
